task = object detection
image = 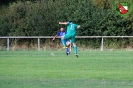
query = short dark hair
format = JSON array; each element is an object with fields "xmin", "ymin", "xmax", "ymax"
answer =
[
  {"xmin": 60, "ymin": 26, "xmax": 64, "ymax": 28},
  {"xmin": 68, "ymin": 20, "xmax": 72, "ymax": 23}
]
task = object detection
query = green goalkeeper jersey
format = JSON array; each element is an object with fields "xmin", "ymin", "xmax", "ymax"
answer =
[{"xmin": 67, "ymin": 22, "xmax": 79, "ymax": 35}]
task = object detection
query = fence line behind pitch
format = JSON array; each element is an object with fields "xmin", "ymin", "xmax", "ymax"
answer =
[{"xmin": 0, "ymin": 36, "xmax": 133, "ymax": 51}]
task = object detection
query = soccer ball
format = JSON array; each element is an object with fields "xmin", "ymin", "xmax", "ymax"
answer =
[{"xmin": 66, "ymin": 41, "xmax": 70, "ymax": 46}]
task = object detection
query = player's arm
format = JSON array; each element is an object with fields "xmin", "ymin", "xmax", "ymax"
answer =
[
  {"xmin": 52, "ymin": 35, "xmax": 58, "ymax": 41},
  {"xmin": 59, "ymin": 22, "xmax": 68, "ymax": 25}
]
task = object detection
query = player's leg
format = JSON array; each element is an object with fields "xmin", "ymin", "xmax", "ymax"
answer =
[
  {"xmin": 61, "ymin": 37, "xmax": 70, "ymax": 55},
  {"xmin": 73, "ymin": 43, "xmax": 78, "ymax": 57},
  {"xmin": 63, "ymin": 34, "xmax": 71, "ymax": 55},
  {"xmin": 66, "ymin": 41, "xmax": 70, "ymax": 55},
  {"xmin": 66, "ymin": 47, "xmax": 70, "ymax": 55},
  {"xmin": 63, "ymin": 39, "xmax": 70, "ymax": 54},
  {"xmin": 71, "ymin": 35, "xmax": 78, "ymax": 57},
  {"xmin": 62, "ymin": 34, "xmax": 71, "ymax": 47},
  {"xmin": 61, "ymin": 37, "xmax": 67, "ymax": 48},
  {"xmin": 61, "ymin": 39, "xmax": 69, "ymax": 55}
]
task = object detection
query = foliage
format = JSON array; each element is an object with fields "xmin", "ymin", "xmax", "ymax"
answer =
[{"xmin": 0, "ymin": 0, "xmax": 133, "ymax": 48}]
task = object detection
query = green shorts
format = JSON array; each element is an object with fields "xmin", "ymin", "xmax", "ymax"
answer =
[{"xmin": 64, "ymin": 34, "xmax": 76, "ymax": 43}]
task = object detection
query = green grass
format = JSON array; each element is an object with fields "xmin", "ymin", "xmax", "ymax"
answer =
[{"xmin": 0, "ymin": 50, "xmax": 133, "ymax": 88}]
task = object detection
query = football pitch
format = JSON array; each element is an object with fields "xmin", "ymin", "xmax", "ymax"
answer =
[{"xmin": 0, "ymin": 50, "xmax": 133, "ymax": 88}]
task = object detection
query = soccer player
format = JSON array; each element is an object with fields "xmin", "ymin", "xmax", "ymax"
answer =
[
  {"xmin": 59, "ymin": 21, "xmax": 80, "ymax": 57},
  {"xmin": 52, "ymin": 27, "xmax": 70, "ymax": 55}
]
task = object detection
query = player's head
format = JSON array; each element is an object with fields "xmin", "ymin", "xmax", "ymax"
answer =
[
  {"xmin": 68, "ymin": 20, "xmax": 72, "ymax": 23},
  {"xmin": 60, "ymin": 27, "xmax": 64, "ymax": 32}
]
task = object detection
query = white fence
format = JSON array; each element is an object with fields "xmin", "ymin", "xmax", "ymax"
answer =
[{"xmin": 0, "ymin": 36, "xmax": 133, "ymax": 51}]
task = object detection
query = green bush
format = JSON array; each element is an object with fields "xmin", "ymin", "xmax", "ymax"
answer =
[{"xmin": 0, "ymin": 0, "xmax": 133, "ymax": 48}]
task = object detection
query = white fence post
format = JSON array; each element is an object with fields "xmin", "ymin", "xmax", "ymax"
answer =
[
  {"xmin": 101, "ymin": 37, "xmax": 104, "ymax": 51},
  {"xmin": 38, "ymin": 38, "xmax": 40, "ymax": 51},
  {"xmin": 7, "ymin": 38, "xmax": 10, "ymax": 51}
]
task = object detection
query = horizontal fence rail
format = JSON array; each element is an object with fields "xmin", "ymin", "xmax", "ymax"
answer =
[
  {"xmin": 0, "ymin": 36, "xmax": 133, "ymax": 51},
  {"xmin": 1, "ymin": 36, "xmax": 133, "ymax": 38}
]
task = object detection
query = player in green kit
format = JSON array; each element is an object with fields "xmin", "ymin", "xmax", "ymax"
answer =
[{"xmin": 59, "ymin": 21, "xmax": 80, "ymax": 57}]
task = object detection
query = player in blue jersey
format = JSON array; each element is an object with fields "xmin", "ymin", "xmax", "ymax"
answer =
[{"xmin": 52, "ymin": 27, "xmax": 70, "ymax": 55}]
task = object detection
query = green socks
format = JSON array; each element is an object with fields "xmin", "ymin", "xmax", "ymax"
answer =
[{"xmin": 74, "ymin": 46, "xmax": 78, "ymax": 55}]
